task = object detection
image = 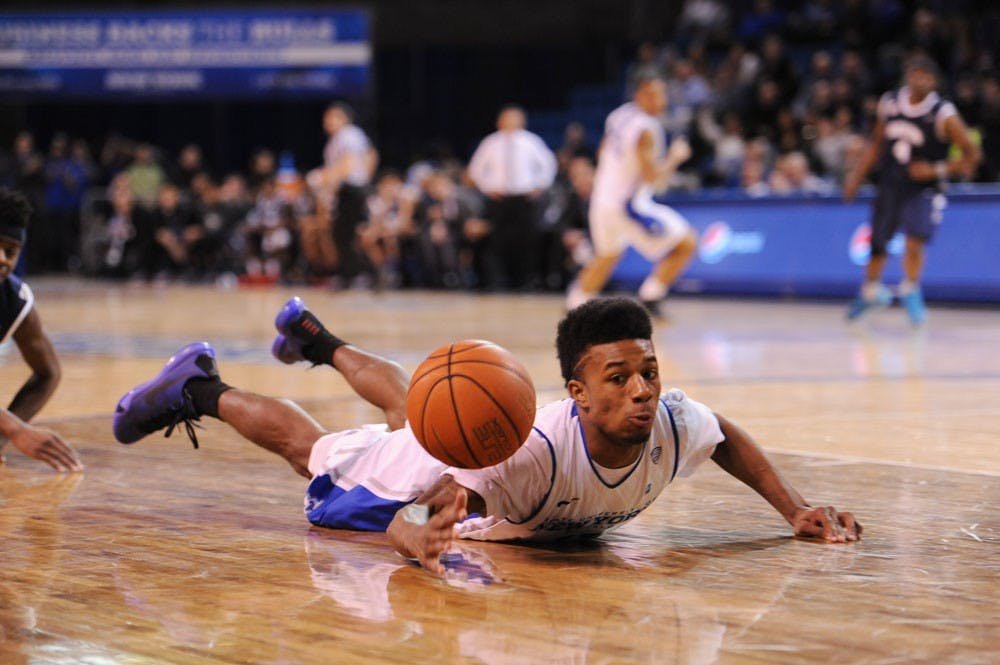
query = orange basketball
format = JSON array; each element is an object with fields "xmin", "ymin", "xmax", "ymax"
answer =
[{"xmin": 406, "ymin": 340, "xmax": 536, "ymax": 469}]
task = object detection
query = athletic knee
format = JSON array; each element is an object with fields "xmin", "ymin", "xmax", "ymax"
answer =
[{"xmin": 674, "ymin": 232, "xmax": 698, "ymax": 257}]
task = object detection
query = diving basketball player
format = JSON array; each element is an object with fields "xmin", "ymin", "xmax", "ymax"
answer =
[{"xmin": 114, "ymin": 295, "xmax": 859, "ymax": 575}]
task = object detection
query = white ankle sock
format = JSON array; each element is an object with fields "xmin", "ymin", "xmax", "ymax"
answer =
[
  {"xmin": 638, "ymin": 275, "xmax": 668, "ymax": 302},
  {"xmin": 861, "ymin": 281, "xmax": 883, "ymax": 301}
]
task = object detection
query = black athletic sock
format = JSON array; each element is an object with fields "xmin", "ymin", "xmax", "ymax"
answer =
[
  {"xmin": 293, "ymin": 311, "xmax": 349, "ymax": 366},
  {"xmin": 184, "ymin": 377, "xmax": 233, "ymax": 419}
]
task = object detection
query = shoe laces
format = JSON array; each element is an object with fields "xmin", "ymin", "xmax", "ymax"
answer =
[{"xmin": 162, "ymin": 389, "xmax": 203, "ymax": 449}]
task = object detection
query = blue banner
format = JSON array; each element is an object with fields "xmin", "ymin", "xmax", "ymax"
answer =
[
  {"xmin": 0, "ymin": 9, "xmax": 371, "ymax": 99},
  {"xmin": 612, "ymin": 185, "xmax": 1000, "ymax": 303}
]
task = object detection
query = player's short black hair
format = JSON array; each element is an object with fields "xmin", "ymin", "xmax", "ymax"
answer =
[
  {"xmin": 905, "ymin": 54, "xmax": 941, "ymax": 79},
  {"xmin": 0, "ymin": 188, "xmax": 32, "ymax": 239},
  {"xmin": 556, "ymin": 297, "xmax": 653, "ymax": 384}
]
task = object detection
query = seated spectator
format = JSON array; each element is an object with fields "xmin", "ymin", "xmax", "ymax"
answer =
[
  {"xmin": 41, "ymin": 133, "xmax": 88, "ymax": 273},
  {"xmin": 406, "ymin": 172, "xmax": 466, "ymax": 289},
  {"xmin": 556, "ymin": 122, "xmax": 594, "ymax": 176},
  {"xmin": 196, "ymin": 173, "xmax": 252, "ymax": 279},
  {"xmin": 170, "ymin": 143, "xmax": 207, "ymax": 192},
  {"xmin": 810, "ymin": 107, "xmax": 861, "ymax": 184},
  {"xmin": 147, "ymin": 182, "xmax": 206, "ymax": 280},
  {"xmin": 94, "ymin": 177, "xmax": 144, "ymax": 278},
  {"xmin": 767, "ymin": 151, "xmax": 832, "ymax": 195},
  {"xmin": 124, "ymin": 144, "xmax": 166, "ymax": 208},
  {"xmin": 741, "ymin": 138, "xmax": 774, "ymax": 197},
  {"xmin": 247, "ymin": 149, "xmax": 277, "ymax": 196},
  {"xmin": 241, "ymin": 178, "xmax": 298, "ymax": 284},
  {"xmin": 666, "ymin": 58, "xmax": 713, "ymax": 135},
  {"xmin": 697, "ymin": 109, "xmax": 747, "ymax": 187},
  {"xmin": 553, "ymin": 156, "xmax": 595, "ymax": 287},
  {"xmin": 300, "ymin": 168, "xmax": 339, "ymax": 281},
  {"xmin": 358, "ymin": 169, "xmax": 418, "ymax": 290}
]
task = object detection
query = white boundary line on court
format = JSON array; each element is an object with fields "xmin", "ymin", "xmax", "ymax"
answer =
[{"xmin": 771, "ymin": 447, "xmax": 1000, "ymax": 478}]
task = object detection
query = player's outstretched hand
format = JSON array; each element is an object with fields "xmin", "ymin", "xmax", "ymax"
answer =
[
  {"xmin": 9, "ymin": 423, "xmax": 83, "ymax": 473},
  {"xmin": 791, "ymin": 505, "xmax": 861, "ymax": 543},
  {"xmin": 388, "ymin": 485, "xmax": 469, "ymax": 576}
]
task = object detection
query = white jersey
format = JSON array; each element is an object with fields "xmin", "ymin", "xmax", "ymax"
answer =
[
  {"xmin": 304, "ymin": 390, "xmax": 723, "ymax": 541},
  {"xmin": 591, "ymin": 102, "xmax": 665, "ymax": 209},
  {"xmin": 451, "ymin": 389, "xmax": 724, "ymax": 541},
  {"xmin": 323, "ymin": 124, "xmax": 372, "ymax": 187}
]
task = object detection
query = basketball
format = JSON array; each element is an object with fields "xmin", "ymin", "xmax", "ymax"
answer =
[{"xmin": 406, "ymin": 340, "xmax": 537, "ymax": 469}]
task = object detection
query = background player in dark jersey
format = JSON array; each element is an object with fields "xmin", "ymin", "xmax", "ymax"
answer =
[
  {"xmin": 843, "ymin": 55, "xmax": 981, "ymax": 325},
  {"xmin": 0, "ymin": 188, "xmax": 82, "ymax": 472}
]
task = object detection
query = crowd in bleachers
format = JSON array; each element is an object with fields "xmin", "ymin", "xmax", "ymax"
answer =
[
  {"xmin": 630, "ymin": 0, "xmax": 999, "ymax": 193},
  {"xmin": 0, "ymin": 2, "xmax": 996, "ymax": 292}
]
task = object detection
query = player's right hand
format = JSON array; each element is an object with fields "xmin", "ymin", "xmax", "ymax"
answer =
[
  {"xmin": 667, "ymin": 137, "xmax": 692, "ymax": 165},
  {"xmin": 790, "ymin": 505, "xmax": 861, "ymax": 543},
  {"xmin": 388, "ymin": 485, "xmax": 468, "ymax": 576},
  {"xmin": 9, "ymin": 424, "xmax": 83, "ymax": 473}
]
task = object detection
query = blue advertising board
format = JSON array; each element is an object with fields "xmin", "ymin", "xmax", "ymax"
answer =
[
  {"xmin": 612, "ymin": 185, "xmax": 1000, "ymax": 303},
  {"xmin": 0, "ymin": 9, "xmax": 371, "ymax": 99}
]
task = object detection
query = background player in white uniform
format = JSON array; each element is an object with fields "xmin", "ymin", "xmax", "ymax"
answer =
[
  {"xmin": 115, "ymin": 296, "xmax": 860, "ymax": 576},
  {"xmin": 567, "ymin": 75, "xmax": 698, "ymax": 316},
  {"xmin": 0, "ymin": 188, "xmax": 81, "ymax": 471}
]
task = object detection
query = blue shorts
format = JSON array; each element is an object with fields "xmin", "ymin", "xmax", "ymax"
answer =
[{"xmin": 870, "ymin": 187, "xmax": 944, "ymax": 255}]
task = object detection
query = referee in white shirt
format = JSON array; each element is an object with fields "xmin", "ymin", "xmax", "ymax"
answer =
[
  {"xmin": 468, "ymin": 105, "xmax": 557, "ymax": 290},
  {"xmin": 320, "ymin": 102, "xmax": 378, "ymax": 283}
]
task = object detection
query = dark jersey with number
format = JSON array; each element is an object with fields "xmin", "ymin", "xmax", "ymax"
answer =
[
  {"xmin": 877, "ymin": 87, "xmax": 956, "ymax": 194},
  {"xmin": 0, "ymin": 274, "xmax": 34, "ymax": 344}
]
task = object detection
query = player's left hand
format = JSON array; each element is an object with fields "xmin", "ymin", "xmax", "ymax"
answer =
[{"xmin": 790, "ymin": 505, "xmax": 861, "ymax": 543}]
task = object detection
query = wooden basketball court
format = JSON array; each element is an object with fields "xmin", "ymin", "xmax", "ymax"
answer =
[{"xmin": 2, "ymin": 279, "xmax": 997, "ymax": 664}]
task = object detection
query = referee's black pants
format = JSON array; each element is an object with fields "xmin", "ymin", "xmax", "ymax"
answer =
[{"xmin": 486, "ymin": 194, "xmax": 539, "ymax": 291}]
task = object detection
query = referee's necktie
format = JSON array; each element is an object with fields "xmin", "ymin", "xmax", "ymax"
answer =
[{"xmin": 504, "ymin": 133, "xmax": 515, "ymax": 195}]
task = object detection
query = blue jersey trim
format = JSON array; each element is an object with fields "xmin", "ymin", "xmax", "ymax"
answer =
[
  {"xmin": 507, "ymin": 426, "xmax": 557, "ymax": 525},
  {"xmin": 661, "ymin": 398, "xmax": 681, "ymax": 481},
  {"xmin": 625, "ymin": 198, "xmax": 666, "ymax": 235},
  {"xmin": 576, "ymin": 407, "xmax": 646, "ymax": 489},
  {"xmin": 304, "ymin": 474, "xmax": 409, "ymax": 532}
]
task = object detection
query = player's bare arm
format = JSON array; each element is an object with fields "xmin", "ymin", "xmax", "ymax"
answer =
[
  {"xmin": 386, "ymin": 474, "xmax": 485, "ymax": 574},
  {"xmin": 637, "ymin": 131, "xmax": 689, "ymax": 191},
  {"xmin": 843, "ymin": 118, "xmax": 886, "ymax": 202},
  {"xmin": 908, "ymin": 114, "xmax": 982, "ymax": 182},
  {"xmin": 9, "ymin": 308, "xmax": 60, "ymax": 422},
  {"xmin": 711, "ymin": 414, "xmax": 861, "ymax": 542}
]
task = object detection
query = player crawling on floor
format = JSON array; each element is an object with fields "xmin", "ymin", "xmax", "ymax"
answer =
[
  {"xmin": 114, "ymin": 295, "xmax": 860, "ymax": 574},
  {"xmin": 0, "ymin": 188, "xmax": 81, "ymax": 472}
]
